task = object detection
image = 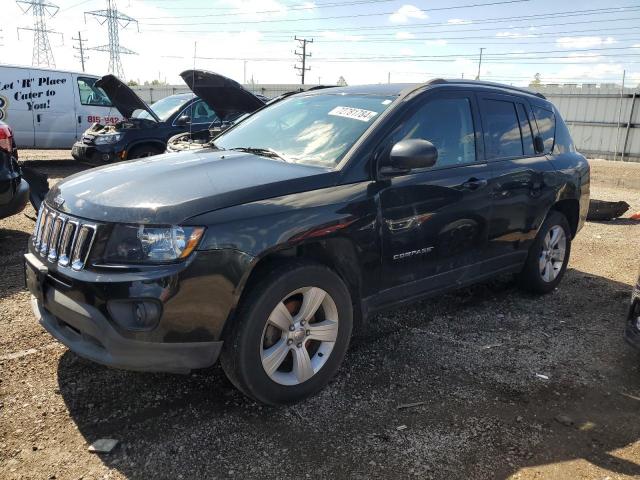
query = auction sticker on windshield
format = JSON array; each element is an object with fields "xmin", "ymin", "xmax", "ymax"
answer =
[{"xmin": 328, "ymin": 106, "xmax": 378, "ymax": 122}]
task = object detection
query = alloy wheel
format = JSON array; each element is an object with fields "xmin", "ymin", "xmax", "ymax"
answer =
[
  {"xmin": 260, "ymin": 287, "xmax": 339, "ymax": 386},
  {"xmin": 539, "ymin": 225, "xmax": 567, "ymax": 282}
]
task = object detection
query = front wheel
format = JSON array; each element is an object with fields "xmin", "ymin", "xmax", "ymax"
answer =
[
  {"xmin": 517, "ymin": 210, "xmax": 572, "ymax": 294},
  {"xmin": 220, "ymin": 261, "xmax": 353, "ymax": 405},
  {"xmin": 127, "ymin": 145, "xmax": 163, "ymax": 159}
]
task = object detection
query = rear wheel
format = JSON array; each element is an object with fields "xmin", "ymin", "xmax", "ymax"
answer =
[
  {"xmin": 517, "ymin": 210, "xmax": 571, "ymax": 294},
  {"xmin": 220, "ymin": 261, "xmax": 353, "ymax": 405}
]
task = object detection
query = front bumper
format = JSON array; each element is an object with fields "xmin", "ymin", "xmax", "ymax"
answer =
[
  {"xmin": 24, "ymin": 250, "xmax": 233, "ymax": 374},
  {"xmin": 71, "ymin": 141, "xmax": 123, "ymax": 164},
  {"xmin": 624, "ymin": 284, "xmax": 640, "ymax": 350},
  {"xmin": 0, "ymin": 178, "xmax": 29, "ymax": 219}
]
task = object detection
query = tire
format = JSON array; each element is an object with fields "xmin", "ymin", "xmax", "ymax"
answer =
[
  {"xmin": 517, "ymin": 210, "xmax": 572, "ymax": 294},
  {"xmin": 220, "ymin": 261, "xmax": 353, "ymax": 405},
  {"xmin": 127, "ymin": 145, "xmax": 163, "ymax": 159}
]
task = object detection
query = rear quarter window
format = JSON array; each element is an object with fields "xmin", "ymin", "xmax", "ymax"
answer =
[
  {"xmin": 533, "ymin": 106, "xmax": 555, "ymax": 153},
  {"xmin": 552, "ymin": 114, "xmax": 576, "ymax": 154}
]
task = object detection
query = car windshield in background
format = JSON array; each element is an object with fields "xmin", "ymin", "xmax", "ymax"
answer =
[
  {"xmin": 215, "ymin": 94, "xmax": 395, "ymax": 168},
  {"xmin": 134, "ymin": 95, "xmax": 191, "ymax": 122}
]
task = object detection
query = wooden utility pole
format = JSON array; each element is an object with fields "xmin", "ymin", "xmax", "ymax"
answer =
[
  {"xmin": 294, "ymin": 37, "xmax": 313, "ymax": 85},
  {"xmin": 476, "ymin": 47, "xmax": 485, "ymax": 80}
]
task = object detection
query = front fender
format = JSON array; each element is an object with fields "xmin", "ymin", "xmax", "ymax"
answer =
[{"xmin": 188, "ymin": 181, "xmax": 380, "ymax": 318}]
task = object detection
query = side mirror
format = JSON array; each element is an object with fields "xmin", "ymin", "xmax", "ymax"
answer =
[
  {"xmin": 176, "ymin": 115, "xmax": 191, "ymax": 126},
  {"xmin": 381, "ymin": 139, "xmax": 438, "ymax": 176},
  {"xmin": 534, "ymin": 135, "xmax": 545, "ymax": 153}
]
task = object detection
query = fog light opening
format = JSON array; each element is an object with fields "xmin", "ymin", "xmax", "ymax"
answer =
[{"xmin": 107, "ymin": 299, "xmax": 162, "ymax": 331}]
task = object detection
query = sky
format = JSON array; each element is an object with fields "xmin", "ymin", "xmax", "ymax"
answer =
[{"xmin": 2, "ymin": 0, "xmax": 640, "ymax": 87}]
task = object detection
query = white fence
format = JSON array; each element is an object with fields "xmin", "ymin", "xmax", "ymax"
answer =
[
  {"xmin": 131, "ymin": 82, "xmax": 640, "ymax": 163},
  {"xmin": 130, "ymin": 83, "xmax": 322, "ymax": 103},
  {"xmin": 531, "ymin": 84, "xmax": 639, "ymax": 162}
]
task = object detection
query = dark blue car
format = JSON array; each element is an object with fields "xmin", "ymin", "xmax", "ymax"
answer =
[{"xmin": 71, "ymin": 70, "xmax": 265, "ymax": 163}]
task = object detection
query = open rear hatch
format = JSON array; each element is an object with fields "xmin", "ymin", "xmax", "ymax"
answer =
[{"xmin": 95, "ymin": 74, "xmax": 160, "ymax": 121}]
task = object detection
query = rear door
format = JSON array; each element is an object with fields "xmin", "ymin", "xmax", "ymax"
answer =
[
  {"xmin": 479, "ymin": 94, "xmax": 557, "ymax": 263},
  {"xmin": 31, "ymin": 69, "xmax": 76, "ymax": 148},
  {"xmin": 0, "ymin": 66, "xmax": 35, "ymax": 147},
  {"xmin": 378, "ymin": 90, "xmax": 495, "ymax": 299}
]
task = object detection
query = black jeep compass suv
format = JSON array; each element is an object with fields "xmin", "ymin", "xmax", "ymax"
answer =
[{"xmin": 25, "ymin": 80, "xmax": 589, "ymax": 405}]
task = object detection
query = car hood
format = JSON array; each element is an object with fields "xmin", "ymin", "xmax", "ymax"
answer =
[
  {"xmin": 180, "ymin": 69, "xmax": 265, "ymax": 119},
  {"xmin": 47, "ymin": 150, "xmax": 336, "ymax": 224},
  {"xmin": 95, "ymin": 74, "xmax": 160, "ymax": 122}
]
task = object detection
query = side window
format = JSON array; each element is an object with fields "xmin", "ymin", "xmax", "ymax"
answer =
[
  {"xmin": 395, "ymin": 97, "xmax": 476, "ymax": 167},
  {"xmin": 185, "ymin": 100, "xmax": 219, "ymax": 124},
  {"xmin": 77, "ymin": 77, "xmax": 112, "ymax": 107},
  {"xmin": 483, "ymin": 99, "xmax": 523, "ymax": 160},
  {"xmin": 515, "ymin": 103, "xmax": 535, "ymax": 155},
  {"xmin": 533, "ymin": 106, "xmax": 555, "ymax": 153},
  {"xmin": 553, "ymin": 115, "xmax": 575, "ymax": 154}
]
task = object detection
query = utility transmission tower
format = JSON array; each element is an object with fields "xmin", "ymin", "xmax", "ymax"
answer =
[
  {"xmin": 294, "ymin": 37, "xmax": 313, "ymax": 85},
  {"xmin": 85, "ymin": 0, "xmax": 138, "ymax": 79},
  {"xmin": 16, "ymin": 0, "xmax": 62, "ymax": 68},
  {"xmin": 73, "ymin": 32, "xmax": 88, "ymax": 72}
]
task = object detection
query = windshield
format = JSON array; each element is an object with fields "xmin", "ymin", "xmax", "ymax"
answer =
[
  {"xmin": 134, "ymin": 95, "xmax": 192, "ymax": 121},
  {"xmin": 215, "ymin": 93, "xmax": 395, "ymax": 168}
]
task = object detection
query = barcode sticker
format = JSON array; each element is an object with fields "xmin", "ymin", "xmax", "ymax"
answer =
[{"xmin": 328, "ymin": 106, "xmax": 378, "ymax": 122}]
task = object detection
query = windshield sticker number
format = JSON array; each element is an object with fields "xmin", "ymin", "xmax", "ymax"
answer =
[{"xmin": 328, "ymin": 106, "xmax": 378, "ymax": 122}]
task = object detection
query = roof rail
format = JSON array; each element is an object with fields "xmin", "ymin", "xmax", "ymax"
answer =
[{"xmin": 424, "ymin": 78, "xmax": 546, "ymax": 99}]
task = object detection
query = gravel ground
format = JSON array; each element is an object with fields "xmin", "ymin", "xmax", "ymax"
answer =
[{"xmin": 1, "ymin": 154, "xmax": 640, "ymax": 480}]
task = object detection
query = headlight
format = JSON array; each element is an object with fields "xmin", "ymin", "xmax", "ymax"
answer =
[
  {"xmin": 94, "ymin": 133, "xmax": 123, "ymax": 145},
  {"xmin": 103, "ymin": 225, "xmax": 205, "ymax": 264}
]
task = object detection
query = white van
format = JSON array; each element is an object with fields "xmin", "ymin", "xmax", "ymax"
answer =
[{"xmin": 0, "ymin": 64, "xmax": 123, "ymax": 148}]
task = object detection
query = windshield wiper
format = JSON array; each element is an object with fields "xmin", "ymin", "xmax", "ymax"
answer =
[{"xmin": 229, "ymin": 147, "xmax": 289, "ymax": 162}]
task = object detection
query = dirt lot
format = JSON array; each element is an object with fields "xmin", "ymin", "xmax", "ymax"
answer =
[{"xmin": 1, "ymin": 153, "xmax": 640, "ymax": 480}]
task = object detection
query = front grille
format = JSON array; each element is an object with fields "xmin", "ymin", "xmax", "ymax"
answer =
[{"xmin": 33, "ymin": 204, "xmax": 97, "ymax": 271}]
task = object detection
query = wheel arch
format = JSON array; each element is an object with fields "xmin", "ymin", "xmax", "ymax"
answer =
[
  {"xmin": 550, "ymin": 198, "xmax": 580, "ymax": 238},
  {"xmin": 125, "ymin": 139, "xmax": 166, "ymax": 157},
  {"xmin": 222, "ymin": 237, "xmax": 364, "ymax": 339}
]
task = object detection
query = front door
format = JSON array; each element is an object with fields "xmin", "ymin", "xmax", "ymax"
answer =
[
  {"xmin": 75, "ymin": 75, "xmax": 123, "ymax": 140},
  {"xmin": 378, "ymin": 91, "xmax": 494, "ymax": 300}
]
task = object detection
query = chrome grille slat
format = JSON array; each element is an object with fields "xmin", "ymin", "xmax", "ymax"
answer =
[
  {"xmin": 39, "ymin": 211, "xmax": 55, "ymax": 255},
  {"xmin": 47, "ymin": 216, "xmax": 65, "ymax": 262},
  {"xmin": 58, "ymin": 221, "xmax": 77, "ymax": 267},
  {"xmin": 71, "ymin": 225, "xmax": 96, "ymax": 271},
  {"xmin": 33, "ymin": 205, "xmax": 45, "ymax": 247},
  {"xmin": 31, "ymin": 205, "xmax": 97, "ymax": 271}
]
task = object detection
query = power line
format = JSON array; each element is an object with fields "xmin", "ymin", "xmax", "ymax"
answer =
[
  {"xmin": 16, "ymin": 0, "xmax": 62, "ymax": 68},
  {"xmin": 140, "ymin": 0, "xmax": 531, "ymax": 25},
  {"xmin": 294, "ymin": 37, "xmax": 313, "ymax": 85},
  {"xmin": 141, "ymin": 13, "xmax": 640, "ymax": 36},
  {"xmin": 85, "ymin": 0, "xmax": 138, "ymax": 79},
  {"xmin": 72, "ymin": 31, "xmax": 88, "ymax": 72},
  {"xmin": 136, "ymin": 0, "xmax": 397, "ymax": 15}
]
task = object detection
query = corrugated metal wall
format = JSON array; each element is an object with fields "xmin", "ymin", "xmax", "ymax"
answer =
[
  {"xmin": 531, "ymin": 84, "xmax": 639, "ymax": 162},
  {"xmin": 130, "ymin": 83, "xmax": 321, "ymax": 103}
]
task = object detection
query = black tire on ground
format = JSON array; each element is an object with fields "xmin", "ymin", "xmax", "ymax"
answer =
[
  {"xmin": 220, "ymin": 260, "xmax": 353, "ymax": 405},
  {"xmin": 127, "ymin": 145, "xmax": 164, "ymax": 159},
  {"xmin": 517, "ymin": 210, "xmax": 572, "ymax": 294}
]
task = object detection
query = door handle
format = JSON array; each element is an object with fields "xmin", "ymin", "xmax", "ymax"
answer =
[
  {"xmin": 462, "ymin": 178, "xmax": 488, "ymax": 190},
  {"xmin": 36, "ymin": 114, "xmax": 41, "ymax": 123},
  {"xmin": 78, "ymin": 115, "xmax": 82, "ymax": 124}
]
